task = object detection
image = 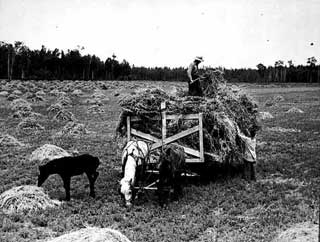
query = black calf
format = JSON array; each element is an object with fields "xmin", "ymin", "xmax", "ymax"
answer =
[
  {"xmin": 37, "ymin": 154, "xmax": 100, "ymax": 201},
  {"xmin": 157, "ymin": 144, "xmax": 186, "ymax": 206}
]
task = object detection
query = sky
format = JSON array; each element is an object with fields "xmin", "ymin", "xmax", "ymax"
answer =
[{"xmin": 0, "ymin": 0, "xmax": 319, "ymax": 68}]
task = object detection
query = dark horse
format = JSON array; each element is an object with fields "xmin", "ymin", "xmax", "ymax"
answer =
[
  {"xmin": 157, "ymin": 144, "xmax": 186, "ymax": 206},
  {"xmin": 38, "ymin": 154, "xmax": 100, "ymax": 201}
]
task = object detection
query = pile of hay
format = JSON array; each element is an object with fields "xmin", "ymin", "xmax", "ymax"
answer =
[
  {"xmin": 57, "ymin": 95, "xmax": 72, "ymax": 106},
  {"xmin": 17, "ymin": 117, "xmax": 45, "ymax": 132},
  {"xmin": 12, "ymin": 90, "xmax": 23, "ymax": 96},
  {"xmin": 265, "ymin": 95, "xmax": 285, "ymax": 106},
  {"xmin": 0, "ymin": 185, "xmax": 61, "ymax": 214},
  {"xmin": 45, "ymin": 227, "xmax": 131, "ymax": 242},
  {"xmin": 13, "ymin": 110, "xmax": 43, "ymax": 119},
  {"xmin": 72, "ymin": 89, "xmax": 83, "ymax": 96},
  {"xmin": 117, "ymin": 70, "xmax": 259, "ymax": 165},
  {"xmin": 54, "ymin": 110, "xmax": 76, "ymax": 122},
  {"xmin": 7, "ymin": 93, "xmax": 20, "ymax": 101},
  {"xmin": 49, "ymin": 89, "xmax": 65, "ymax": 96},
  {"xmin": 266, "ymin": 127, "xmax": 300, "ymax": 133},
  {"xmin": 26, "ymin": 92, "xmax": 46, "ymax": 102},
  {"xmin": 47, "ymin": 103, "xmax": 64, "ymax": 115},
  {"xmin": 286, "ymin": 107, "xmax": 304, "ymax": 114},
  {"xmin": 10, "ymin": 98, "xmax": 32, "ymax": 112},
  {"xmin": 271, "ymin": 222, "xmax": 318, "ymax": 242},
  {"xmin": 86, "ymin": 98, "xmax": 103, "ymax": 106},
  {"xmin": 92, "ymin": 91, "xmax": 106, "ymax": 100},
  {"xmin": 0, "ymin": 134, "xmax": 25, "ymax": 147},
  {"xmin": 56, "ymin": 121, "xmax": 90, "ymax": 137},
  {"xmin": 259, "ymin": 111, "xmax": 274, "ymax": 120},
  {"xmin": 88, "ymin": 105, "xmax": 105, "ymax": 114},
  {"xmin": 0, "ymin": 91, "xmax": 9, "ymax": 97},
  {"xmin": 30, "ymin": 144, "xmax": 71, "ymax": 165}
]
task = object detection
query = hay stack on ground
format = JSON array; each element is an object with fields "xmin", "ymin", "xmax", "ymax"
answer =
[
  {"xmin": 17, "ymin": 117, "xmax": 45, "ymax": 132},
  {"xmin": 54, "ymin": 109, "xmax": 76, "ymax": 122},
  {"xmin": 56, "ymin": 121, "xmax": 90, "ymax": 137},
  {"xmin": 92, "ymin": 91, "xmax": 106, "ymax": 99},
  {"xmin": 0, "ymin": 185, "xmax": 61, "ymax": 215},
  {"xmin": 265, "ymin": 95, "xmax": 285, "ymax": 106},
  {"xmin": 57, "ymin": 95, "xmax": 72, "ymax": 106},
  {"xmin": 45, "ymin": 227, "xmax": 131, "ymax": 242},
  {"xmin": 26, "ymin": 92, "xmax": 46, "ymax": 102},
  {"xmin": 12, "ymin": 90, "xmax": 23, "ymax": 96},
  {"xmin": 286, "ymin": 107, "xmax": 304, "ymax": 114},
  {"xmin": 259, "ymin": 111, "xmax": 274, "ymax": 120},
  {"xmin": 0, "ymin": 134, "xmax": 25, "ymax": 147},
  {"xmin": 86, "ymin": 98, "xmax": 103, "ymax": 106},
  {"xmin": 0, "ymin": 91, "xmax": 9, "ymax": 97},
  {"xmin": 10, "ymin": 98, "xmax": 32, "ymax": 112},
  {"xmin": 271, "ymin": 222, "xmax": 318, "ymax": 242},
  {"xmin": 116, "ymin": 70, "xmax": 259, "ymax": 165},
  {"xmin": 72, "ymin": 89, "xmax": 83, "ymax": 96},
  {"xmin": 49, "ymin": 89, "xmax": 65, "ymax": 96},
  {"xmin": 88, "ymin": 105, "xmax": 105, "ymax": 114},
  {"xmin": 7, "ymin": 93, "xmax": 20, "ymax": 101},
  {"xmin": 13, "ymin": 110, "xmax": 43, "ymax": 119},
  {"xmin": 47, "ymin": 103, "xmax": 64, "ymax": 115},
  {"xmin": 30, "ymin": 144, "xmax": 71, "ymax": 165},
  {"xmin": 266, "ymin": 127, "xmax": 300, "ymax": 133}
]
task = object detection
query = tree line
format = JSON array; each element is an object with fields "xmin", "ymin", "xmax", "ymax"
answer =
[{"xmin": 0, "ymin": 41, "xmax": 319, "ymax": 83}]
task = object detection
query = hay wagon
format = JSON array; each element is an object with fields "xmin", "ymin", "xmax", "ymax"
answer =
[{"xmin": 126, "ymin": 102, "xmax": 220, "ymax": 192}]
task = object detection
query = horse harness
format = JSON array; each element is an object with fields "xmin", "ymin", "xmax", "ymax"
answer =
[{"xmin": 122, "ymin": 141, "xmax": 150, "ymax": 174}]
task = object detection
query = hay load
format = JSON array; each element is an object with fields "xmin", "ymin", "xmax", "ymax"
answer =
[
  {"xmin": 116, "ymin": 70, "xmax": 259, "ymax": 165},
  {"xmin": 30, "ymin": 144, "xmax": 71, "ymax": 165},
  {"xmin": 45, "ymin": 227, "xmax": 131, "ymax": 242},
  {"xmin": 0, "ymin": 185, "xmax": 61, "ymax": 214}
]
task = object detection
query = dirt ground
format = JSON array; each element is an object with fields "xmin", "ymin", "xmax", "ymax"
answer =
[{"xmin": 0, "ymin": 80, "xmax": 319, "ymax": 242}]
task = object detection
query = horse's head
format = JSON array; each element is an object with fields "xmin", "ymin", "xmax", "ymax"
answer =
[{"xmin": 119, "ymin": 178, "xmax": 134, "ymax": 207}]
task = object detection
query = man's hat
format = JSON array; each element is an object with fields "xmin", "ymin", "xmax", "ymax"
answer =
[{"xmin": 194, "ymin": 56, "xmax": 204, "ymax": 62}]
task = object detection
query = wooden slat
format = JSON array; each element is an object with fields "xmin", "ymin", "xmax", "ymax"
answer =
[
  {"xmin": 174, "ymin": 144, "xmax": 200, "ymax": 158},
  {"xmin": 186, "ymin": 158, "xmax": 203, "ymax": 163},
  {"xmin": 151, "ymin": 125, "xmax": 199, "ymax": 150},
  {"xmin": 199, "ymin": 113, "xmax": 204, "ymax": 163},
  {"xmin": 166, "ymin": 114, "xmax": 199, "ymax": 120},
  {"xmin": 131, "ymin": 128, "xmax": 160, "ymax": 143},
  {"xmin": 131, "ymin": 114, "xmax": 199, "ymax": 121},
  {"xmin": 161, "ymin": 102, "xmax": 166, "ymax": 142},
  {"xmin": 204, "ymin": 152, "xmax": 222, "ymax": 163},
  {"xmin": 127, "ymin": 116, "xmax": 131, "ymax": 141},
  {"xmin": 131, "ymin": 116, "xmax": 160, "ymax": 122}
]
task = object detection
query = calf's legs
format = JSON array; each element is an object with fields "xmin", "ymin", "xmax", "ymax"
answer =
[
  {"xmin": 86, "ymin": 171, "xmax": 99, "ymax": 198},
  {"xmin": 62, "ymin": 176, "xmax": 71, "ymax": 201}
]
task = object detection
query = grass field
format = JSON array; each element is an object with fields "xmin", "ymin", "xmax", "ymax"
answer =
[{"xmin": 0, "ymin": 80, "xmax": 319, "ymax": 242}]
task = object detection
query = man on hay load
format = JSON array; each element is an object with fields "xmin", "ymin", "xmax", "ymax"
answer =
[{"xmin": 187, "ymin": 56, "xmax": 204, "ymax": 96}]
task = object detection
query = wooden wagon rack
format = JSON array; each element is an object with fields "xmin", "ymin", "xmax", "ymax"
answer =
[
  {"xmin": 126, "ymin": 102, "xmax": 220, "ymax": 192},
  {"xmin": 126, "ymin": 102, "xmax": 207, "ymax": 163}
]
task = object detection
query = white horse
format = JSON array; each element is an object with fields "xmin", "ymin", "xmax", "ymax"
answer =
[{"xmin": 120, "ymin": 140, "xmax": 149, "ymax": 207}]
